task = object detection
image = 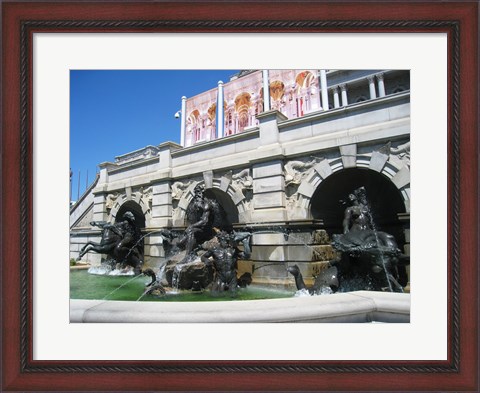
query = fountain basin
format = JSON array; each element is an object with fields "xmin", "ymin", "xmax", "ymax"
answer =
[{"xmin": 70, "ymin": 291, "xmax": 410, "ymax": 323}]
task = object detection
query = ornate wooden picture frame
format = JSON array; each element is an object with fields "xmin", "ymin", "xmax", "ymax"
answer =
[{"xmin": 1, "ymin": 1, "xmax": 478, "ymax": 391}]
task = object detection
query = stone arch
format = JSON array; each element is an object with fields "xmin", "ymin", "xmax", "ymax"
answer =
[
  {"xmin": 112, "ymin": 200, "xmax": 146, "ymax": 228},
  {"xmin": 108, "ymin": 191, "xmax": 152, "ymax": 228},
  {"xmin": 111, "ymin": 200, "xmax": 146, "ymax": 258},
  {"xmin": 286, "ymin": 149, "xmax": 410, "ymax": 221},
  {"xmin": 210, "ymin": 174, "xmax": 252, "ymax": 223},
  {"xmin": 310, "ymin": 168, "xmax": 406, "ymax": 241},
  {"xmin": 204, "ymin": 188, "xmax": 238, "ymax": 226},
  {"xmin": 173, "ymin": 177, "xmax": 250, "ymax": 226}
]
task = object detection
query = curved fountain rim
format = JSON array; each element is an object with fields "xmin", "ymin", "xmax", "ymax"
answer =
[{"xmin": 70, "ymin": 290, "xmax": 410, "ymax": 323}]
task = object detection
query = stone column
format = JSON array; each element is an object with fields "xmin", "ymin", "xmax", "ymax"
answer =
[
  {"xmin": 217, "ymin": 81, "xmax": 224, "ymax": 139},
  {"xmin": 332, "ymin": 86, "xmax": 340, "ymax": 108},
  {"xmin": 150, "ymin": 182, "xmax": 172, "ymax": 229},
  {"xmin": 262, "ymin": 69, "xmax": 270, "ymax": 112},
  {"xmin": 256, "ymin": 109, "xmax": 287, "ymax": 146},
  {"xmin": 149, "ymin": 142, "xmax": 177, "ymax": 228},
  {"xmin": 319, "ymin": 69, "xmax": 329, "ymax": 110},
  {"xmin": 143, "ymin": 180, "xmax": 173, "ymax": 265},
  {"xmin": 368, "ymin": 76, "xmax": 377, "ymax": 99},
  {"xmin": 251, "ymin": 110, "xmax": 288, "ymax": 223},
  {"xmin": 97, "ymin": 165, "xmax": 109, "ymax": 187},
  {"xmin": 92, "ymin": 193, "xmax": 108, "ymax": 223},
  {"xmin": 377, "ymin": 73, "xmax": 386, "ymax": 97},
  {"xmin": 251, "ymin": 160, "xmax": 287, "ymax": 222},
  {"xmin": 180, "ymin": 96, "xmax": 186, "ymax": 146},
  {"xmin": 340, "ymin": 84, "xmax": 348, "ymax": 106}
]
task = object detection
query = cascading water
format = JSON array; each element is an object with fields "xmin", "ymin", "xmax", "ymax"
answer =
[
  {"xmin": 362, "ymin": 193, "xmax": 395, "ymax": 292},
  {"xmin": 102, "ymin": 274, "xmax": 143, "ymax": 300},
  {"xmin": 171, "ymin": 265, "xmax": 182, "ymax": 294},
  {"xmin": 88, "ymin": 262, "xmax": 134, "ymax": 276}
]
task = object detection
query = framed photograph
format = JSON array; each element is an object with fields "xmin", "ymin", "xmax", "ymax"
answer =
[{"xmin": 1, "ymin": 1, "xmax": 478, "ymax": 392}]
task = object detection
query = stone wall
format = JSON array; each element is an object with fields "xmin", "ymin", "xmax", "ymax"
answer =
[{"xmin": 71, "ymin": 91, "xmax": 411, "ymax": 280}]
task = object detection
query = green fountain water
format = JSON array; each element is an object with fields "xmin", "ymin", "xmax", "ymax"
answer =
[{"xmin": 70, "ymin": 269, "xmax": 294, "ymax": 302}]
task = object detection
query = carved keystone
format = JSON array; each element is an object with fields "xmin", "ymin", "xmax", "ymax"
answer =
[
  {"xmin": 313, "ymin": 160, "xmax": 332, "ymax": 179},
  {"xmin": 369, "ymin": 151, "xmax": 389, "ymax": 172},
  {"xmin": 340, "ymin": 144, "xmax": 357, "ymax": 168},
  {"xmin": 203, "ymin": 170, "xmax": 213, "ymax": 189}
]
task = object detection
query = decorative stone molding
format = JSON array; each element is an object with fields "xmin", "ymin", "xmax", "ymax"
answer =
[
  {"xmin": 232, "ymin": 168, "xmax": 253, "ymax": 190},
  {"xmin": 171, "ymin": 180, "xmax": 192, "ymax": 200},
  {"xmin": 141, "ymin": 186, "xmax": 153, "ymax": 211},
  {"xmin": 114, "ymin": 145, "xmax": 160, "ymax": 165},
  {"xmin": 284, "ymin": 157, "xmax": 323, "ymax": 186},
  {"xmin": 389, "ymin": 141, "xmax": 410, "ymax": 168},
  {"xmin": 285, "ymin": 158, "xmax": 333, "ymax": 220},
  {"xmin": 108, "ymin": 194, "xmax": 125, "ymax": 221},
  {"xmin": 105, "ymin": 193, "xmax": 119, "ymax": 213}
]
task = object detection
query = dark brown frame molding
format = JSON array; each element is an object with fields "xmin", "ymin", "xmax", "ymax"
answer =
[{"xmin": 2, "ymin": 1, "xmax": 478, "ymax": 392}]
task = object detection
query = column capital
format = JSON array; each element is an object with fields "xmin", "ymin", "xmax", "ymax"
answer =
[
  {"xmin": 339, "ymin": 83, "xmax": 347, "ymax": 92},
  {"xmin": 367, "ymin": 75, "xmax": 376, "ymax": 83},
  {"xmin": 376, "ymin": 73, "xmax": 386, "ymax": 97}
]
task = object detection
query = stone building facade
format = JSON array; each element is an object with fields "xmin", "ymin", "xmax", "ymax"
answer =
[{"xmin": 70, "ymin": 69, "xmax": 410, "ymax": 285}]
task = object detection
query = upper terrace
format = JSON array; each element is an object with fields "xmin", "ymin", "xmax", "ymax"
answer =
[{"xmin": 179, "ymin": 69, "xmax": 409, "ymax": 148}]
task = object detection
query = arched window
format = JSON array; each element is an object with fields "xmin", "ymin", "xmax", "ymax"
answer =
[{"xmin": 234, "ymin": 92, "xmax": 252, "ymax": 133}]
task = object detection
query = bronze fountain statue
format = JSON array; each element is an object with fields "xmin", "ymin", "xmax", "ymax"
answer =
[
  {"xmin": 331, "ymin": 187, "xmax": 408, "ymax": 292},
  {"xmin": 77, "ymin": 211, "xmax": 144, "ymax": 275},
  {"xmin": 288, "ymin": 187, "xmax": 408, "ymax": 293},
  {"xmin": 162, "ymin": 184, "xmax": 252, "ymax": 292}
]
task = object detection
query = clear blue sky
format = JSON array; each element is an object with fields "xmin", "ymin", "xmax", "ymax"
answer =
[{"xmin": 70, "ymin": 70, "xmax": 239, "ymax": 201}]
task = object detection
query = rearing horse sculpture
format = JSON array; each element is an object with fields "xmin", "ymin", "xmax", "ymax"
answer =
[{"xmin": 77, "ymin": 212, "xmax": 144, "ymax": 275}]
